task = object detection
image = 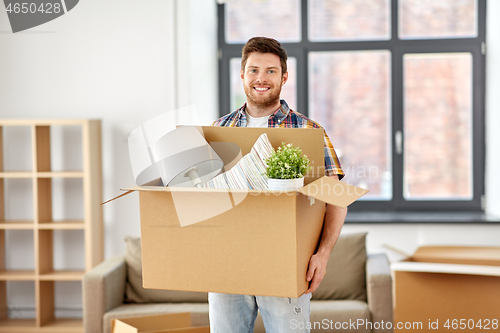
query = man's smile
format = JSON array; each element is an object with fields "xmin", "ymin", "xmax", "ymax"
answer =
[{"xmin": 253, "ymin": 86, "xmax": 271, "ymax": 92}]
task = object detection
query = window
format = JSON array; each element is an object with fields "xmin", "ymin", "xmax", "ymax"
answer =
[{"xmin": 218, "ymin": 0, "xmax": 485, "ymax": 212}]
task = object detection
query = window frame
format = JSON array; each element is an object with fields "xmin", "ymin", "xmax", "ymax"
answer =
[{"xmin": 217, "ymin": 0, "xmax": 486, "ymax": 213}]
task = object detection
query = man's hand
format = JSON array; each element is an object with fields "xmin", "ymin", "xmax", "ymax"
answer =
[{"xmin": 304, "ymin": 252, "xmax": 329, "ymax": 294}]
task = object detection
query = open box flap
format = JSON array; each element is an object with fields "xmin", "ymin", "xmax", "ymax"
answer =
[
  {"xmin": 112, "ymin": 312, "xmax": 192, "ymax": 332},
  {"xmin": 411, "ymin": 246, "xmax": 500, "ymax": 266},
  {"xmin": 121, "ymin": 186, "xmax": 254, "ymax": 193},
  {"xmin": 111, "ymin": 320, "xmax": 138, "ymax": 333},
  {"xmin": 391, "ymin": 261, "xmax": 500, "ymax": 277},
  {"xmin": 102, "ymin": 178, "xmax": 164, "ymax": 205},
  {"xmin": 102, "ymin": 186, "xmax": 258, "ymax": 205},
  {"xmin": 297, "ymin": 176, "xmax": 368, "ymax": 208},
  {"xmin": 103, "ymin": 177, "xmax": 369, "ymax": 206}
]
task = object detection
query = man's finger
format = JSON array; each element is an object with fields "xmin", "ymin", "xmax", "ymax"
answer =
[
  {"xmin": 306, "ymin": 265, "xmax": 316, "ymax": 282},
  {"xmin": 305, "ymin": 269, "xmax": 325, "ymax": 294},
  {"xmin": 309, "ymin": 276, "xmax": 321, "ymax": 293}
]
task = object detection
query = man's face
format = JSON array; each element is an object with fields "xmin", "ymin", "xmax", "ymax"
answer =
[{"xmin": 241, "ymin": 52, "xmax": 288, "ymax": 109}]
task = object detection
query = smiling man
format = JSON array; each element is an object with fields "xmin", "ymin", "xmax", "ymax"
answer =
[
  {"xmin": 241, "ymin": 50, "xmax": 288, "ymax": 116},
  {"xmin": 210, "ymin": 37, "xmax": 346, "ymax": 333}
]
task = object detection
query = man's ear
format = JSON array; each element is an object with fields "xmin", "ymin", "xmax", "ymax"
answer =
[
  {"xmin": 281, "ymin": 71, "xmax": 289, "ymax": 86},
  {"xmin": 240, "ymin": 69, "xmax": 244, "ymax": 80}
]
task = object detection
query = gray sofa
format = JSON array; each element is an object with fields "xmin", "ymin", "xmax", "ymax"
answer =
[{"xmin": 83, "ymin": 233, "xmax": 393, "ymax": 333}]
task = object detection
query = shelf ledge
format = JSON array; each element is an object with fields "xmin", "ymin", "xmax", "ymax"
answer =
[
  {"xmin": 38, "ymin": 221, "xmax": 85, "ymax": 230},
  {"xmin": 0, "ymin": 221, "xmax": 35, "ymax": 229},
  {"xmin": 0, "ymin": 270, "xmax": 85, "ymax": 281},
  {"xmin": 0, "ymin": 172, "xmax": 33, "ymax": 178},
  {"xmin": 0, "ymin": 221, "xmax": 85, "ymax": 230},
  {"xmin": 0, "ymin": 318, "xmax": 83, "ymax": 332},
  {"xmin": 0, "ymin": 270, "xmax": 36, "ymax": 280},
  {"xmin": 36, "ymin": 172, "xmax": 84, "ymax": 178},
  {"xmin": 39, "ymin": 271, "xmax": 85, "ymax": 281},
  {"xmin": 0, "ymin": 172, "xmax": 85, "ymax": 178}
]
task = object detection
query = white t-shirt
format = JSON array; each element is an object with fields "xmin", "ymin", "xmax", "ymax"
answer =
[{"xmin": 246, "ymin": 111, "xmax": 270, "ymax": 128}]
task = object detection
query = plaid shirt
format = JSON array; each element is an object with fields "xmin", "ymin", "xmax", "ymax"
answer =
[{"xmin": 212, "ymin": 100, "xmax": 344, "ymax": 179}]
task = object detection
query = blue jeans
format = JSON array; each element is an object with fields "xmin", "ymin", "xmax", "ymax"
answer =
[{"xmin": 208, "ymin": 292, "xmax": 312, "ymax": 333}]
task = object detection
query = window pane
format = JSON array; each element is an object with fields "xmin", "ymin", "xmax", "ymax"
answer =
[
  {"xmin": 403, "ymin": 53, "xmax": 472, "ymax": 200},
  {"xmin": 308, "ymin": 0, "xmax": 390, "ymax": 41},
  {"xmin": 309, "ymin": 51, "xmax": 392, "ymax": 199},
  {"xmin": 230, "ymin": 57, "xmax": 297, "ymax": 112},
  {"xmin": 225, "ymin": 0, "xmax": 301, "ymax": 44},
  {"xmin": 399, "ymin": 0, "xmax": 477, "ymax": 39}
]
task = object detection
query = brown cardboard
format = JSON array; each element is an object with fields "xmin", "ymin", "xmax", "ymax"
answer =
[
  {"xmin": 138, "ymin": 189, "xmax": 327, "ymax": 297},
  {"xmin": 297, "ymin": 176, "xmax": 367, "ymax": 208},
  {"xmin": 410, "ymin": 245, "xmax": 500, "ymax": 266},
  {"xmin": 392, "ymin": 246, "xmax": 500, "ymax": 332},
  {"xmin": 112, "ymin": 126, "xmax": 367, "ymax": 297},
  {"xmin": 111, "ymin": 313, "xmax": 209, "ymax": 333}
]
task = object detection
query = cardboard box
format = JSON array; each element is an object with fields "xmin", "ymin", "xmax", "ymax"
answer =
[
  {"xmin": 112, "ymin": 313, "xmax": 209, "ymax": 333},
  {"xmin": 392, "ymin": 246, "xmax": 500, "ymax": 332},
  {"xmin": 113, "ymin": 127, "xmax": 367, "ymax": 298}
]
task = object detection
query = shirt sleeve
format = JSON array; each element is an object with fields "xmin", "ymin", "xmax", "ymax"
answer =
[{"xmin": 323, "ymin": 130, "xmax": 345, "ymax": 180}]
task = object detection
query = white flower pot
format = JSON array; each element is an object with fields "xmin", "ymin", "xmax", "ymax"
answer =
[{"xmin": 267, "ymin": 177, "xmax": 304, "ymax": 191}]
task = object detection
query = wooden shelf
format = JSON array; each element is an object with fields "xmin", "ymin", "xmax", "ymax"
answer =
[
  {"xmin": 36, "ymin": 172, "xmax": 84, "ymax": 178},
  {"xmin": 0, "ymin": 172, "xmax": 33, "ymax": 178},
  {"xmin": 0, "ymin": 270, "xmax": 84, "ymax": 281},
  {"xmin": 38, "ymin": 319, "xmax": 83, "ymax": 332},
  {"xmin": 37, "ymin": 221, "xmax": 85, "ymax": 230},
  {"xmin": 39, "ymin": 271, "xmax": 84, "ymax": 281},
  {"xmin": 0, "ymin": 319, "xmax": 36, "ymax": 331},
  {"xmin": 0, "ymin": 221, "xmax": 35, "ymax": 229},
  {"xmin": 0, "ymin": 221, "xmax": 85, "ymax": 230},
  {"xmin": 0, "ymin": 119, "xmax": 103, "ymax": 332},
  {"xmin": 0, "ymin": 270, "xmax": 35, "ymax": 280},
  {"xmin": 0, "ymin": 318, "xmax": 83, "ymax": 332},
  {"xmin": 0, "ymin": 172, "xmax": 84, "ymax": 178},
  {"xmin": 0, "ymin": 119, "xmax": 93, "ymax": 126}
]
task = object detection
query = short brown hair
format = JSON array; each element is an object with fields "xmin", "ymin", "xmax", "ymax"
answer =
[{"xmin": 241, "ymin": 37, "xmax": 288, "ymax": 75}]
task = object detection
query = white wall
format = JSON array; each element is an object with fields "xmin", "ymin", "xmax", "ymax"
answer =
[
  {"xmin": 1, "ymin": 0, "xmax": 177, "ymax": 251},
  {"xmin": 0, "ymin": 0, "xmax": 498, "ymax": 317},
  {"xmin": 0, "ymin": 0, "xmax": 219, "ymax": 318}
]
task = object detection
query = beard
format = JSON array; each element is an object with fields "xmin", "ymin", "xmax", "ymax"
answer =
[{"xmin": 243, "ymin": 83, "xmax": 282, "ymax": 109}]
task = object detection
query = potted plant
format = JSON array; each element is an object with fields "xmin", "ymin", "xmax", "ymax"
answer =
[{"xmin": 265, "ymin": 142, "xmax": 311, "ymax": 191}]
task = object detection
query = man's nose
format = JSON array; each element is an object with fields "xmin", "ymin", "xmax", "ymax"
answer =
[{"xmin": 256, "ymin": 71, "xmax": 267, "ymax": 83}]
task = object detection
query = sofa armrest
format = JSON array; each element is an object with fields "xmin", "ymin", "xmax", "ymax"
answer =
[
  {"xmin": 366, "ymin": 253, "xmax": 393, "ymax": 333},
  {"xmin": 83, "ymin": 256, "xmax": 127, "ymax": 333}
]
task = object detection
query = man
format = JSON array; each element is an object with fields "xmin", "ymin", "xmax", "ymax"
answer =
[{"xmin": 210, "ymin": 37, "xmax": 347, "ymax": 333}]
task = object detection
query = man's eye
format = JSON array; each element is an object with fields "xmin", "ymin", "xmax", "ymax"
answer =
[
  {"xmin": 250, "ymin": 69, "xmax": 257, "ymax": 73},
  {"xmin": 268, "ymin": 70, "xmax": 275, "ymax": 74}
]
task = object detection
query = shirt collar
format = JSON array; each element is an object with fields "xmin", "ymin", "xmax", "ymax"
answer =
[
  {"xmin": 237, "ymin": 100, "xmax": 290, "ymax": 125},
  {"xmin": 274, "ymin": 100, "xmax": 290, "ymax": 124}
]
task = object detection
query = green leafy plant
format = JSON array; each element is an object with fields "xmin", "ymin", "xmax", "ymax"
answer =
[{"xmin": 265, "ymin": 142, "xmax": 311, "ymax": 179}]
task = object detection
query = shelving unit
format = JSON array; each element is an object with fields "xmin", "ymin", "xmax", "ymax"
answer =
[{"xmin": 0, "ymin": 119, "xmax": 103, "ymax": 332}]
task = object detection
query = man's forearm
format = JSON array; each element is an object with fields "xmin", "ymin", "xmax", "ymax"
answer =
[
  {"xmin": 304, "ymin": 202, "xmax": 347, "ymax": 293},
  {"xmin": 316, "ymin": 203, "xmax": 347, "ymax": 260},
  {"xmin": 304, "ymin": 175, "xmax": 348, "ymax": 293}
]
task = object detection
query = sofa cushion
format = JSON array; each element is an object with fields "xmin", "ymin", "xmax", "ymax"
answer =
[
  {"xmin": 124, "ymin": 236, "xmax": 209, "ymax": 303},
  {"xmin": 311, "ymin": 232, "xmax": 367, "ymax": 302},
  {"xmin": 124, "ymin": 232, "xmax": 367, "ymax": 302},
  {"xmin": 309, "ymin": 300, "xmax": 371, "ymax": 333}
]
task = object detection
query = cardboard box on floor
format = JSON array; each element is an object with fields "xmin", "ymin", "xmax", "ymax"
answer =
[
  {"xmin": 114, "ymin": 126, "xmax": 367, "ymax": 298},
  {"xmin": 392, "ymin": 246, "xmax": 500, "ymax": 332},
  {"xmin": 112, "ymin": 313, "xmax": 209, "ymax": 333}
]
